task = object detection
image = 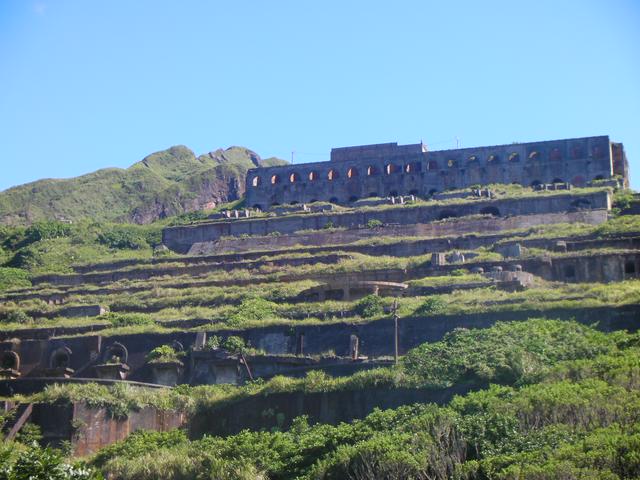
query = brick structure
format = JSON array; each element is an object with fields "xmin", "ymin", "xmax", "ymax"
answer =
[{"xmin": 245, "ymin": 135, "xmax": 628, "ymax": 209}]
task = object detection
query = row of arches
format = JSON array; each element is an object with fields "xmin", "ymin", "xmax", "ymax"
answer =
[
  {"xmin": 252, "ymin": 162, "xmax": 424, "ymax": 187},
  {"xmin": 251, "ymin": 145, "xmax": 604, "ymax": 188}
]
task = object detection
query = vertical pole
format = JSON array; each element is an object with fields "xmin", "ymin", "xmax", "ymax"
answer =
[{"xmin": 393, "ymin": 299, "xmax": 399, "ymax": 365}]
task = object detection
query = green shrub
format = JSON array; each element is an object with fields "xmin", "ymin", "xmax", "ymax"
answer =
[
  {"xmin": 1, "ymin": 442, "xmax": 102, "ymax": 479},
  {"xmin": 366, "ymin": 219, "xmax": 383, "ymax": 228},
  {"xmin": 413, "ymin": 296, "xmax": 446, "ymax": 316},
  {"xmin": 403, "ymin": 319, "xmax": 615, "ymax": 387},
  {"xmin": 353, "ymin": 294, "xmax": 384, "ymax": 318},
  {"xmin": 228, "ymin": 297, "xmax": 277, "ymax": 326},
  {"xmin": 98, "ymin": 228, "xmax": 148, "ymax": 250},
  {"xmin": 204, "ymin": 335, "xmax": 221, "ymax": 350},
  {"xmin": 101, "ymin": 312, "xmax": 153, "ymax": 328},
  {"xmin": 146, "ymin": 345, "xmax": 181, "ymax": 364},
  {"xmin": 4, "ymin": 309, "xmax": 32, "ymax": 324},
  {"xmin": 222, "ymin": 336, "xmax": 246, "ymax": 354},
  {"xmin": 0, "ymin": 268, "xmax": 31, "ymax": 292},
  {"xmin": 24, "ymin": 221, "xmax": 72, "ymax": 244}
]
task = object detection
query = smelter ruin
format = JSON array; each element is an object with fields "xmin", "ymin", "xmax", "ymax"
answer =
[
  {"xmin": 246, "ymin": 135, "xmax": 628, "ymax": 208},
  {"xmin": 1, "ymin": 133, "xmax": 638, "ymax": 455}
]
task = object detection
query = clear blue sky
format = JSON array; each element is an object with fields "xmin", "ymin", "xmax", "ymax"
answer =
[{"xmin": 1, "ymin": 0, "xmax": 639, "ymax": 191}]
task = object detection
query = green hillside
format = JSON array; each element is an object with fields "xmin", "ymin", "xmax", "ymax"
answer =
[{"xmin": 0, "ymin": 146, "xmax": 287, "ymax": 226}]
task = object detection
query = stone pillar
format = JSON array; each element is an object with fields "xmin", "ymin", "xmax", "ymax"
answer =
[
  {"xmin": 431, "ymin": 253, "xmax": 446, "ymax": 267},
  {"xmin": 349, "ymin": 335, "xmax": 359, "ymax": 360}
]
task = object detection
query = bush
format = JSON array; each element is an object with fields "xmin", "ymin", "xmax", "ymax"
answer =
[
  {"xmin": 1, "ymin": 442, "xmax": 102, "ymax": 479},
  {"xmin": 0, "ymin": 268, "xmax": 31, "ymax": 292},
  {"xmin": 98, "ymin": 228, "xmax": 148, "ymax": 250},
  {"xmin": 24, "ymin": 221, "xmax": 72, "ymax": 244},
  {"xmin": 222, "ymin": 336, "xmax": 246, "ymax": 354},
  {"xmin": 366, "ymin": 219, "xmax": 383, "ymax": 228},
  {"xmin": 413, "ymin": 296, "xmax": 446, "ymax": 316},
  {"xmin": 4, "ymin": 309, "xmax": 32, "ymax": 324},
  {"xmin": 353, "ymin": 294, "xmax": 384, "ymax": 318},
  {"xmin": 204, "ymin": 335, "xmax": 221, "ymax": 350},
  {"xmin": 228, "ymin": 297, "xmax": 277, "ymax": 326},
  {"xmin": 146, "ymin": 345, "xmax": 181, "ymax": 364},
  {"xmin": 100, "ymin": 312, "xmax": 153, "ymax": 328}
]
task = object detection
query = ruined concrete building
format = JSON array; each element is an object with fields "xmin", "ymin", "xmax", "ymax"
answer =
[{"xmin": 245, "ymin": 135, "xmax": 628, "ymax": 209}]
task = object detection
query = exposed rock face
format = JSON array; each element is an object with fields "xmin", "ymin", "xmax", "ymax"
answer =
[{"xmin": 0, "ymin": 145, "xmax": 287, "ymax": 225}]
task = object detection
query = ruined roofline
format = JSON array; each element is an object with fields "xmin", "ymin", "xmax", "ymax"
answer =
[{"xmin": 248, "ymin": 135, "xmax": 614, "ymax": 173}]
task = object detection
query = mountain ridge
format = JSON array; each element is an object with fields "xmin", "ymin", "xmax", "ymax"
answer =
[{"xmin": 0, "ymin": 145, "xmax": 287, "ymax": 226}]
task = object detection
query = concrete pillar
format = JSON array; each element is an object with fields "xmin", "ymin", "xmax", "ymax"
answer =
[{"xmin": 350, "ymin": 335, "xmax": 359, "ymax": 360}]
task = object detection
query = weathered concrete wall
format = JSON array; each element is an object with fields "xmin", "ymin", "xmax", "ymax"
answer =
[
  {"xmin": 164, "ymin": 191, "xmax": 611, "ymax": 253},
  {"xmin": 245, "ymin": 136, "xmax": 620, "ymax": 208},
  {"xmin": 32, "ymin": 253, "xmax": 348, "ymax": 287},
  {"xmin": 192, "ymin": 210, "xmax": 610, "ymax": 256},
  {"xmin": 1, "ymin": 302, "xmax": 637, "ymax": 385},
  {"xmin": 31, "ymin": 401, "xmax": 185, "ymax": 455},
  {"xmin": 189, "ymin": 382, "xmax": 481, "ymax": 437}
]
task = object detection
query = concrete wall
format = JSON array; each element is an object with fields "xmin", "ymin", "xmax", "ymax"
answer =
[
  {"xmin": 193, "ymin": 210, "xmax": 610, "ymax": 256},
  {"xmin": 163, "ymin": 190, "xmax": 611, "ymax": 253},
  {"xmin": 1, "ymin": 301, "xmax": 637, "ymax": 385},
  {"xmin": 190, "ymin": 382, "xmax": 482, "ymax": 437},
  {"xmin": 31, "ymin": 401, "xmax": 185, "ymax": 455},
  {"xmin": 245, "ymin": 136, "xmax": 620, "ymax": 208}
]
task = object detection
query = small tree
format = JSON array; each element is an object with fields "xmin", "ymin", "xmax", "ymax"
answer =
[{"xmin": 354, "ymin": 295, "xmax": 384, "ymax": 318}]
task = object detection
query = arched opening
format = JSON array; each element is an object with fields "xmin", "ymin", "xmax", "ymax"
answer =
[
  {"xmin": 348, "ymin": 196, "xmax": 359, "ymax": 203},
  {"xmin": 625, "ymin": 261, "xmax": 636, "ymax": 275},
  {"xmin": 104, "ymin": 342, "xmax": 128, "ymax": 364},
  {"xmin": 289, "ymin": 172, "xmax": 300, "ymax": 183},
  {"xmin": 572, "ymin": 175, "xmax": 586, "ymax": 187},
  {"xmin": 252, "ymin": 204, "xmax": 262, "ymax": 210},
  {"xmin": 308, "ymin": 171, "xmax": 319, "ymax": 181},
  {"xmin": 508, "ymin": 152, "xmax": 520, "ymax": 162},
  {"xmin": 528, "ymin": 151, "xmax": 540, "ymax": 160},
  {"xmin": 347, "ymin": 167, "xmax": 358, "ymax": 179},
  {"xmin": 404, "ymin": 162, "xmax": 421, "ymax": 173},
  {"xmin": 329, "ymin": 197, "xmax": 339, "ymax": 203},
  {"xmin": 550, "ymin": 148, "xmax": 562, "ymax": 160},
  {"xmin": 488, "ymin": 154, "xmax": 500, "ymax": 163},
  {"xmin": 480, "ymin": 206, "xmax": 500, "ymax": 217},
  {"xmin": 251, "ymin": 176, "xmax": 261, "ymax": 187},
  {"xmin": 384, "ymin": 164, "xmax": 397, "ymax": 175},
  {"xmin": 467, "ymin": 155, "xmax": 479, "ymax": 164},
  {"xmin": 571, "ymin": 145, "xmax": 584, "ymax": 159},
  {"xmin": 1, "ymin": 351, "xmax": 19, "ymax": 371},
  {"xmin": 270, "ymin": 174, "xmax": 280, "ymax": 185},
  {"xmin": 552, "ymin": 178, "xmax": 564, "ymax": 184},
  {"xmin": 328, "ymin": 169, "xmax": 339, "ymax": 181},
  {"xmin": 367, "ymin": 165, "xmax": 379, "ymax": 176},
  {"xmin": 438, "ymin": 210, "xmax": 458, "ymax": 220},
  {"xmin": 427, "ymin": 160, "xmax": 439, "ymax": 170},
  {"xmin": 447, "ymin": 159, "xmax": 457, "ymax": 168},
  {"xmin": 50, "ymin": 347, "xmax": 72, "ymax": 369}
]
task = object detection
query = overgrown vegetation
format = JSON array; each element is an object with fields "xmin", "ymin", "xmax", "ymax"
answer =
[{"xmin": 81, "ymin": 320, "xmax": 640, "ymax": 479}]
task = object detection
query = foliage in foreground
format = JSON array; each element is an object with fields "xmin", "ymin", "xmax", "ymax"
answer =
[
  {"xmin": 0, "ymin": 442, "xmax": 101, "ymax": 480},
  {"xmin": 90, "ymin": 344, "xmax": 640, "ymax": 479}
]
